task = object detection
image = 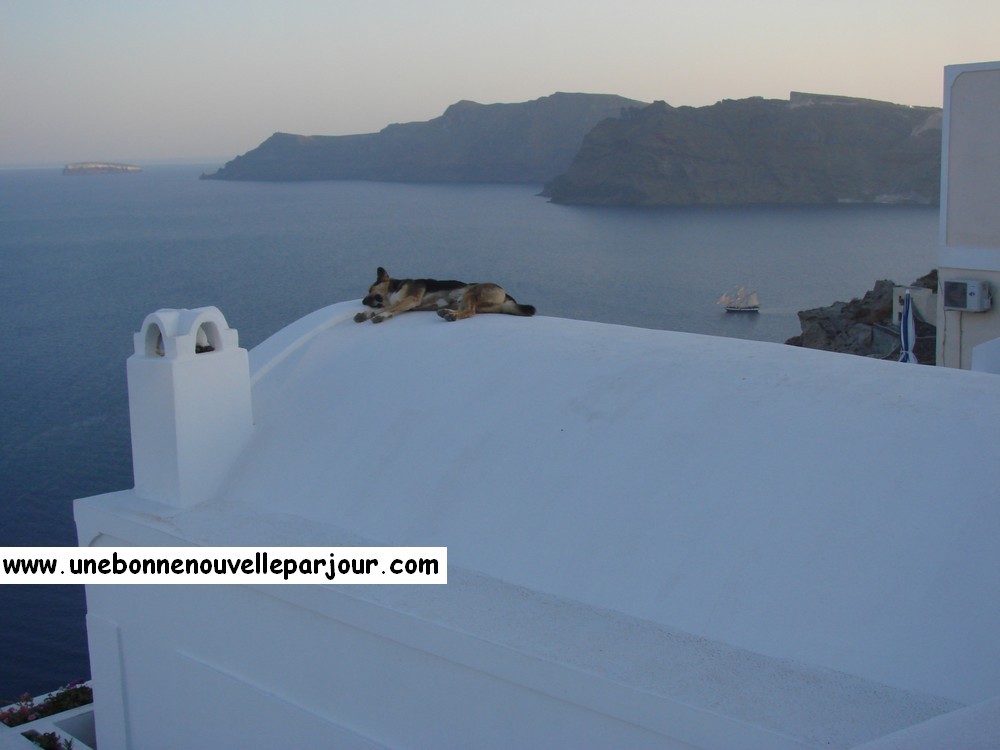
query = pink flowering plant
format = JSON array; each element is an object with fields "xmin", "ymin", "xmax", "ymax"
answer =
[{"xmin": 0, "ymin": 681, "xmax": 92, "ymax": 728}]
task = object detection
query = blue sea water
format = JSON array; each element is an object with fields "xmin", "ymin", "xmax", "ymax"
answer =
[{"xmin": 0, "ymin": 165, "xmax": 937, "ymax": 700}]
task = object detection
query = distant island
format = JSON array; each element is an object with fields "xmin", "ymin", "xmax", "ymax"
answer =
[
  {"xmin": 203, "ymin": 91, "xmax": 942, "ymax": 207},
  {"xmin": 63, "ymin": 162, "xmax": 142, "ymax": 175},
  {"xmin": 200, "ymin": 93, "xmax": 646, "ymax": 184},
  {"xmin": 545, "ymin": 93, "xmax": 941, "ymax": 206}
]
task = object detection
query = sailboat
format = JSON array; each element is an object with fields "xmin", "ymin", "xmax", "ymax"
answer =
[{"xmin": 718, "ymin": 286, "xmax": 760, "ymax": 313}]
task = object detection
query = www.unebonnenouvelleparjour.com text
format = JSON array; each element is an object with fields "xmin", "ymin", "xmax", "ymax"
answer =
[{"xmin": 0, "ymin": 547, "xmax": 447, "ymax": 584}]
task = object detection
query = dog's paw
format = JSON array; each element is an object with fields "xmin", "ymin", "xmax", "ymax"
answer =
[
  {"xmin": 437, "ymin": 309, "xmax": 457, "ymax": 322},
  {"xmin": 353, "ymin": 312, "xmax": 369, "ymax": 323},
  {"xmin": 371, "ymin": 313, "xmax": 388, "ymax": 324}
]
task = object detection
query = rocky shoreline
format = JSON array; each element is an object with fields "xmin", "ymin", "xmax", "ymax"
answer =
[
  {"xmin": 786, "ymin": 271, "xmax": 937, "ymax": 364},
  {"xmin": 201, "ymin": 93, "xmax": 644, "ymax": 184},
  {"xmin": 545, "ymin": 94, "xmax": 941, "ymax": 207},
  {"xmin": 203, "ymin": 92, "xmax": 941, "ymax": 207}
]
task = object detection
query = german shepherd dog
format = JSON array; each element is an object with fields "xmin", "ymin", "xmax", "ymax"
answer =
[{"xmin": 354, "ymin": 267, "xmax": 536, "ymax": 323}]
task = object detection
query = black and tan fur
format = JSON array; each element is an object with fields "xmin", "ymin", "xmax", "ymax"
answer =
[{"xmin": 353, "ymin": 267, "xmax": 536, "ymax": 323}]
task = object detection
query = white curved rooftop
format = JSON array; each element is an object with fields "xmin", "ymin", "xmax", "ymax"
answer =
[
  {"xmin": 81, "ymin": 302, "xmax": 1000, "ymax": 747},
  {"xmin": 231, "ymin": 303, "xmax": 1000, "ymax": 698}
]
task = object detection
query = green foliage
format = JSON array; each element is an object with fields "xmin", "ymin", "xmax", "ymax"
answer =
[{"xmin": 21, "ymin": 730, "xmax": 74, "ymax": 750}]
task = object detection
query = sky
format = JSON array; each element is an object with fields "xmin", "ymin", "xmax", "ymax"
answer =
[{"xmin": 2, "ymin": 0, "xmax": 998, "ymax": 168}]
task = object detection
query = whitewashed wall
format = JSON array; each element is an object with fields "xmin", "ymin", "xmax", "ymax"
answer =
[{"xmin": 938, "ymin": 61, "xmax": 1000, "ymax": 369}]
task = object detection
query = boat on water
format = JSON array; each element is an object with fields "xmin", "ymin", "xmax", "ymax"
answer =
[
  {"xmin": 718, "ymin": 286, "xmax": 760, "ymax": 313},
  {"xmin": 63, "ymin": 162, "xmax": 141, "ymax": 175}
]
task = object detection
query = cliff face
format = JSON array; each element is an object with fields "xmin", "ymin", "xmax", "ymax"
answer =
[
  {"xmin": 201, "ymin": 93, "xmax": 645, "ymax": 183},
  {"xmin": 544, "ymin": 93, "xmax": 941, "ymax": 206},
  {"xmin": 786, "ymin": 271, "xmax": 938, "ymax": 363}
]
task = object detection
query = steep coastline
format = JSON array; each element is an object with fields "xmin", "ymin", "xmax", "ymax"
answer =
[
  {"xmin": 545, "ymin": 93, "xmax": 941, "ymax": 206},
  {"xmin": 201, "ymin": 93, "xmax": 645, "ymax": 184},
  {"xmin": 203, "ymin": 91, "xmax": 940, "ymax": 205}
]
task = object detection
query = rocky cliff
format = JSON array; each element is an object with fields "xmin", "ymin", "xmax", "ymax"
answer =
[
  {"xmin": 786, "ymin": 271, "xmax": 938, "ymax": 363},
  {"xmin": 545, "ymin": 93, "xmax": 941, "ymax": 206},
  {"xmin": 201, "ymin": 93, "xmax": 645, "ymax": 183}
]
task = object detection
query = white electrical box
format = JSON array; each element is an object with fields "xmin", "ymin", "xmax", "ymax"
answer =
[{"xmin": 943, "ymin": 279, "xmax": 992, "ymax": 312}]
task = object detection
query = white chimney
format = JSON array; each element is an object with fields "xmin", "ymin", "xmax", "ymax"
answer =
[{"xmin": 126, "ymin": 307, "xmax": 253, "ymax": 508}]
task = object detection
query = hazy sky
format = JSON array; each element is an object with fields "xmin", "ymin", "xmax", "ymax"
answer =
[{"xmin": 2, "ymin": 0, "xmax": 997, "ymax": 167}]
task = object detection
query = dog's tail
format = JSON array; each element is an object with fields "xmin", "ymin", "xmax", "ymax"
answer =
[{"xmin": 503, "ymin": 294, "xmax": 536, "ymax": 317}]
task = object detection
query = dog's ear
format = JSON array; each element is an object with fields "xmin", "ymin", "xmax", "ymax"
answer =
[{"xmin": 376, "ymin": 267, "xmax": 389, "ymax": 282}]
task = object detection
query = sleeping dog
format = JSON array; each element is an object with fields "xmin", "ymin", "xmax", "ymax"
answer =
[{"xmin": 354, "ymin": 267, "xmax": 535, "ymax": 323}]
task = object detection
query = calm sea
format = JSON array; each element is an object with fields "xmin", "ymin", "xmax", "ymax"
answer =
[{"xmin": 0, "ymin": 164, "xmax": 937, "ymax": 700}]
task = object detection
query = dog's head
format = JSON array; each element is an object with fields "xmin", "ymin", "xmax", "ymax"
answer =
[{"xmin": 361, "ymin": 267, "xmax": 392, "ymax": 309}]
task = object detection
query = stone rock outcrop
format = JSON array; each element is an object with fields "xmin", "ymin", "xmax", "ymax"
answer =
[
  {"xmin": 544, "ymin": 93, "xmax": 941, "ymax": 206},
  {"xmin": 786, "ymin": 271, "xmax": 938, "ymax": 363},
  {"xmin": 201, "ymin": 93, "xmax": 646, "ymax": 184}
]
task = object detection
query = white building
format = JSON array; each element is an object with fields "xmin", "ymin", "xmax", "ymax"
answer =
[
  {"xmin": 937, "ymin": 60, "xmax": 1000, "ymax": 370},
  {"xmin": 73, "ymin": 64, "xmax": 1000, "ymax": 750},
  {"xmin": 74, "ymin": 299, "xmax": 1000, "ymax": 749}
]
